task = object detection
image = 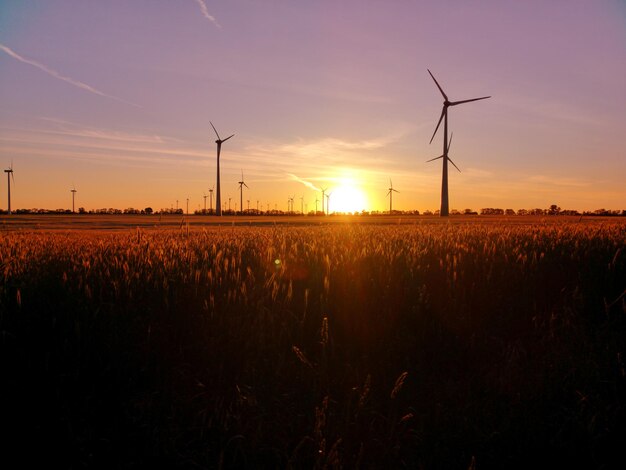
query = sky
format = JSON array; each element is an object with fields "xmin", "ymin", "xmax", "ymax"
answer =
[{"xmin": 1, "ymin": 0, "xmax": 625, "ymax": 213}]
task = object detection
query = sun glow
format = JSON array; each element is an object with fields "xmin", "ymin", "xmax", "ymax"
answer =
[{"xmin": 328, "ymin": 182, "xmax": 369, "ymax": 214}]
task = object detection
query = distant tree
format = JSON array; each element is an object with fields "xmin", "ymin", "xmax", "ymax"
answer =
[
  {"xmin": 78, "ymin": 207, "xmax": 86, "ymax": 214},
  {"xmin": 144, "ymin": 207, "xmax": 153, "ymax": 215},
  {"xmin": 505, "ymin": 209, "xmax": 515, "ymax": 216},
  {"xmin": 548, "ymin": 204, "xmax": 561, "ymax": 215},
  {"xmin": 517, "ymin": 209, "xmax": 528, "ymax": 216}
]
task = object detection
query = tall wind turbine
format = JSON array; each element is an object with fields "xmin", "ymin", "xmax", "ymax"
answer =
[
  {"xmin": 387, "ymin": 179, "xmax": 399, "ymax": 214},
  {"xmin": 4, "ymin": 163, "xmax": 14, "ymax": 215},
  {"xmin": 210, "ymin": 122, "xmax": 234, "ymax": 216},
  {"xmin": 238, "ymin": 170, "xmax": 248, "ymax": 215},
  {"xmin": 71, "ymin": 185, "xmax": 77, "ymax": 213},
  {"xmin": 427, "ymin": 69, "xmax": 490, "ymax": 216},
  {"xmin": 326, "ymin": 191, "xmax": 332, "ymax": 215},
  {"xmin": 203, "ymin": 193, "xmax": 208, "ymax": 213}
]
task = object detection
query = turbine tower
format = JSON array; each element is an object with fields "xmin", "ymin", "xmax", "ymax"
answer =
[
  {"xmin": 238, "ymin": 170, "xmax": 248, "ymax": 215},
  {"xmin": 320, "ymin": 187, "xmax": 328, "ymax": 215},
  {"xmin": 4, "ymin": 163, "xmax": 14, "ymax": 215},
  {"xmin": 387, "ymin": 179, "xmax": 399, "ymax": 214},
  {"xmin": 427, "ymin": 69, "xmax": 490, "ymax": 216},
  {"xmin": 210, "ymin": 122, "xmax": 234, "ymax": 216},
  {"xmin": 209, "ymin": 185, "xmax": 214, "ymax": 213},
  {"xmin": 71, "ymin": 185, "xmax": 77, "ymax": 213}
]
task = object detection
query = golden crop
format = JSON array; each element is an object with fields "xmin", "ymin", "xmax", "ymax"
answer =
[{"xmin": 1, "ymin": 222, "xmax": 625, "ymax": 468}]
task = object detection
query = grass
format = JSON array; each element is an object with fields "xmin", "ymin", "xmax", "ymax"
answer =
[{"xmin": 1, "ymin": 220, "xmax": 625, "ymax": 468}]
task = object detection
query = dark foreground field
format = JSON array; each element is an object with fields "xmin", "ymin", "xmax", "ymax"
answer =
[{"xmin": 1, "ymin": 218, "xmax": 625, "ymax": 468}]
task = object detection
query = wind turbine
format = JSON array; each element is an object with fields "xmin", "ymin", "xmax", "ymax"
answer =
[
  {"xmin": 320, "ymin": 187, "xmax": 328, "ymax": 215},
  {"xmin": 326, "ymin": 191, "xmax": 332, "ymax": 215},
  {"xmin": 238, "ymin": 170, "xmax": 248, "ymax": 215},
  {"xmin": 203, "ymin": 193, "xmax": 208, "ymax": 213},
  {"xmin": 427, "ymin": 69, "xmax": 490, "ymax": 216},
  {"xmin": 288, "ymin": 195, "xmax": 294, "ymax": 213},
  {"xmin": 209, "ymin": 185, "xmax": 214, "ymax": 213},
  {"xmin": 4, "ymin": 162, "xmax": 14, "ymax": 214},
  {"xmin": 70, "ymin": 185, "xmax": 77, "ymax": 213},
  {"xmin": 210, "ymin": 121, "xmax": 234, "ymax": 216},
  {"xmin": 427, "ymin": 132, "xmax": 460, "ymax": 170},
  {"xmin": 300, "ymin": 195, "xmax": 304, "ymax": 214},
  {"xmin": 386, "ymin": 179, "xmax": 399, "ymax": 214}
]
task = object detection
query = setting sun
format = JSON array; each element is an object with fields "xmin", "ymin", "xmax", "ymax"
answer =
[{"xmin": 328, "ymin": 183, "xmax": 368, "ymax": 214}]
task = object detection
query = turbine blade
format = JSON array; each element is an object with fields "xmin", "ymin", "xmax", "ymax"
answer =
[
  {"xmin": 429, "ymin": 108, "xmax": 446, "ymax": 144},
  {"xmin": 387, "ymin": 190, "xmax": 391, "ymax": 197},
  {"xmin": 447, "ymin": 132, "xmax": 453, "ymax": 153},
  {"xmin": 393, "ymin": 189, "xmax": 399, "ymax": 193},
  {"xmin": 223, "ymin": 134, "xmax": 235, "ymax": 142},
  {"xmin": 210, "ymin": 121, "xmax": 221, "ymax": 140},
  {"xmin": 244, "ymin": 183, "xmax": 249, "ymax": 188},
  {"xmin": 427, "ymin": 69, "xmax": 448, "ymax": 101},
  {"xmin": 450, "ymin": 96, "xmax": 491, "ymax": 106},
  {"xmin": 448, "ymin": 156, "xmax": 461, "ymax": 173},
  {"xmin": 426, "ymin": 155, "xmax": 444, "ymax": 163}
]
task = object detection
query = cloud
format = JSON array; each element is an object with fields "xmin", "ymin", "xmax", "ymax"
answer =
[
  {"xmin": 526, "ymin": 174, "xmax": 591, "ymax": 188},
  {"xmin": 0, "ymin": 43, "xmax": 140, "ymax": 107},
  {"xmin": 194, "ymin": 0, "xmax": 221, "ymax": 28},
  {"xmin": 287, "ymin": 173, "xmax": 321, "ymax": 192},
  {"xmin": 37, "ymin": 117, "xmax": 167, "ymax": 144}
]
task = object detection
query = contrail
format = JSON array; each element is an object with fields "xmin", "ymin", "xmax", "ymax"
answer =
[
  {"xmin": 288, "ymin": 173, "xmax": 320, "ymax": 192},
  {"xmin": 0, "ymin": 43, "xmax": 141, "ymax": 108},
  {"xmin": 194, "ymin": 0, "xmax": 221, "ymax": 28}
]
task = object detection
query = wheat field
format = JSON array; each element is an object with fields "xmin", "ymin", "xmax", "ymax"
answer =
[{"xmin": 1, "ymin": 220, "xmax": 625, "ymax": 468}]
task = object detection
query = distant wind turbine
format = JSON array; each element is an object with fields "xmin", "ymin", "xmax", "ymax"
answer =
[
  {"xmin": 238, "ymin": 170, "xmax": 248, "ymax": 215},
  {"xmin": 427, "ymin": 69, "xmax": 490, "ymax": 216},
  {"xmin": 203, "ymin": 193, "xmax": 208, "ymax": 213},
  {"xmin": 71, "ymin": 185, "xmax": 77, "ymax": 213},
  {"xmin": 386, "ymin": 179, "xmax": 399, "ymax": 214},
  {"xmin": 326, "ymin": 191, "xmax": 332, "ymax": 215},
  {"xmin": 210, "ymin": 121, "xmax": 234, "ymax": 216},
  {"xmin": 288, "ymin": 195, "xmax": 295, "ymax": 213},
  {"xmin": 4, "ymin": 162, "xmax": 14, "ymax": 214},
  {"xmin": 300, "ymin": 195, "xmax": 304, "ymax": 214},
  {"xmin": 427, "ymin": 132, "xmax": 460, "ymax": 171},
  {"xmin": 209, "ymin": 185, "xmax": 214, "ymax": 213},
  {"xmin": 320, "ymin": 187, "xmax": 328, "ymax": 215}
]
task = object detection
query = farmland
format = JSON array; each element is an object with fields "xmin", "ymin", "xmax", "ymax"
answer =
[{"xmin": 1, "ymin": 217, "xmax": 625, "ymax": 468}]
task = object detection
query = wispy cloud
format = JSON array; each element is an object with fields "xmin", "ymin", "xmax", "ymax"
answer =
[
  {"xmin": 0, "ymin": 43, "xmax": 140, "ymax": 107},
  {"xmin": 287, "ymin": 173, "xmax": 321, "ymax": 192},
  {"xmin": 37, "ymin": 117, "xmax": 167, "ymax": 144},
  {"xmin": 526, "ymin": 174, "xmax": 591, "ymax": 187},
  {"xmin": 194, "ymin": 0, "xmax": 221, "ymax": 28}
]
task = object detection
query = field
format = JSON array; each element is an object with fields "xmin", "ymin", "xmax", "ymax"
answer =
[{"xmin": 1, "ymin": 216, "xmax": 625, "ymax": 469}]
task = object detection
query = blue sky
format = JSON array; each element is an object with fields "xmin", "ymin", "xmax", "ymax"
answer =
[{"xmin": 1, "ymin": 0, "xmax": 625, "ymax": 212}]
